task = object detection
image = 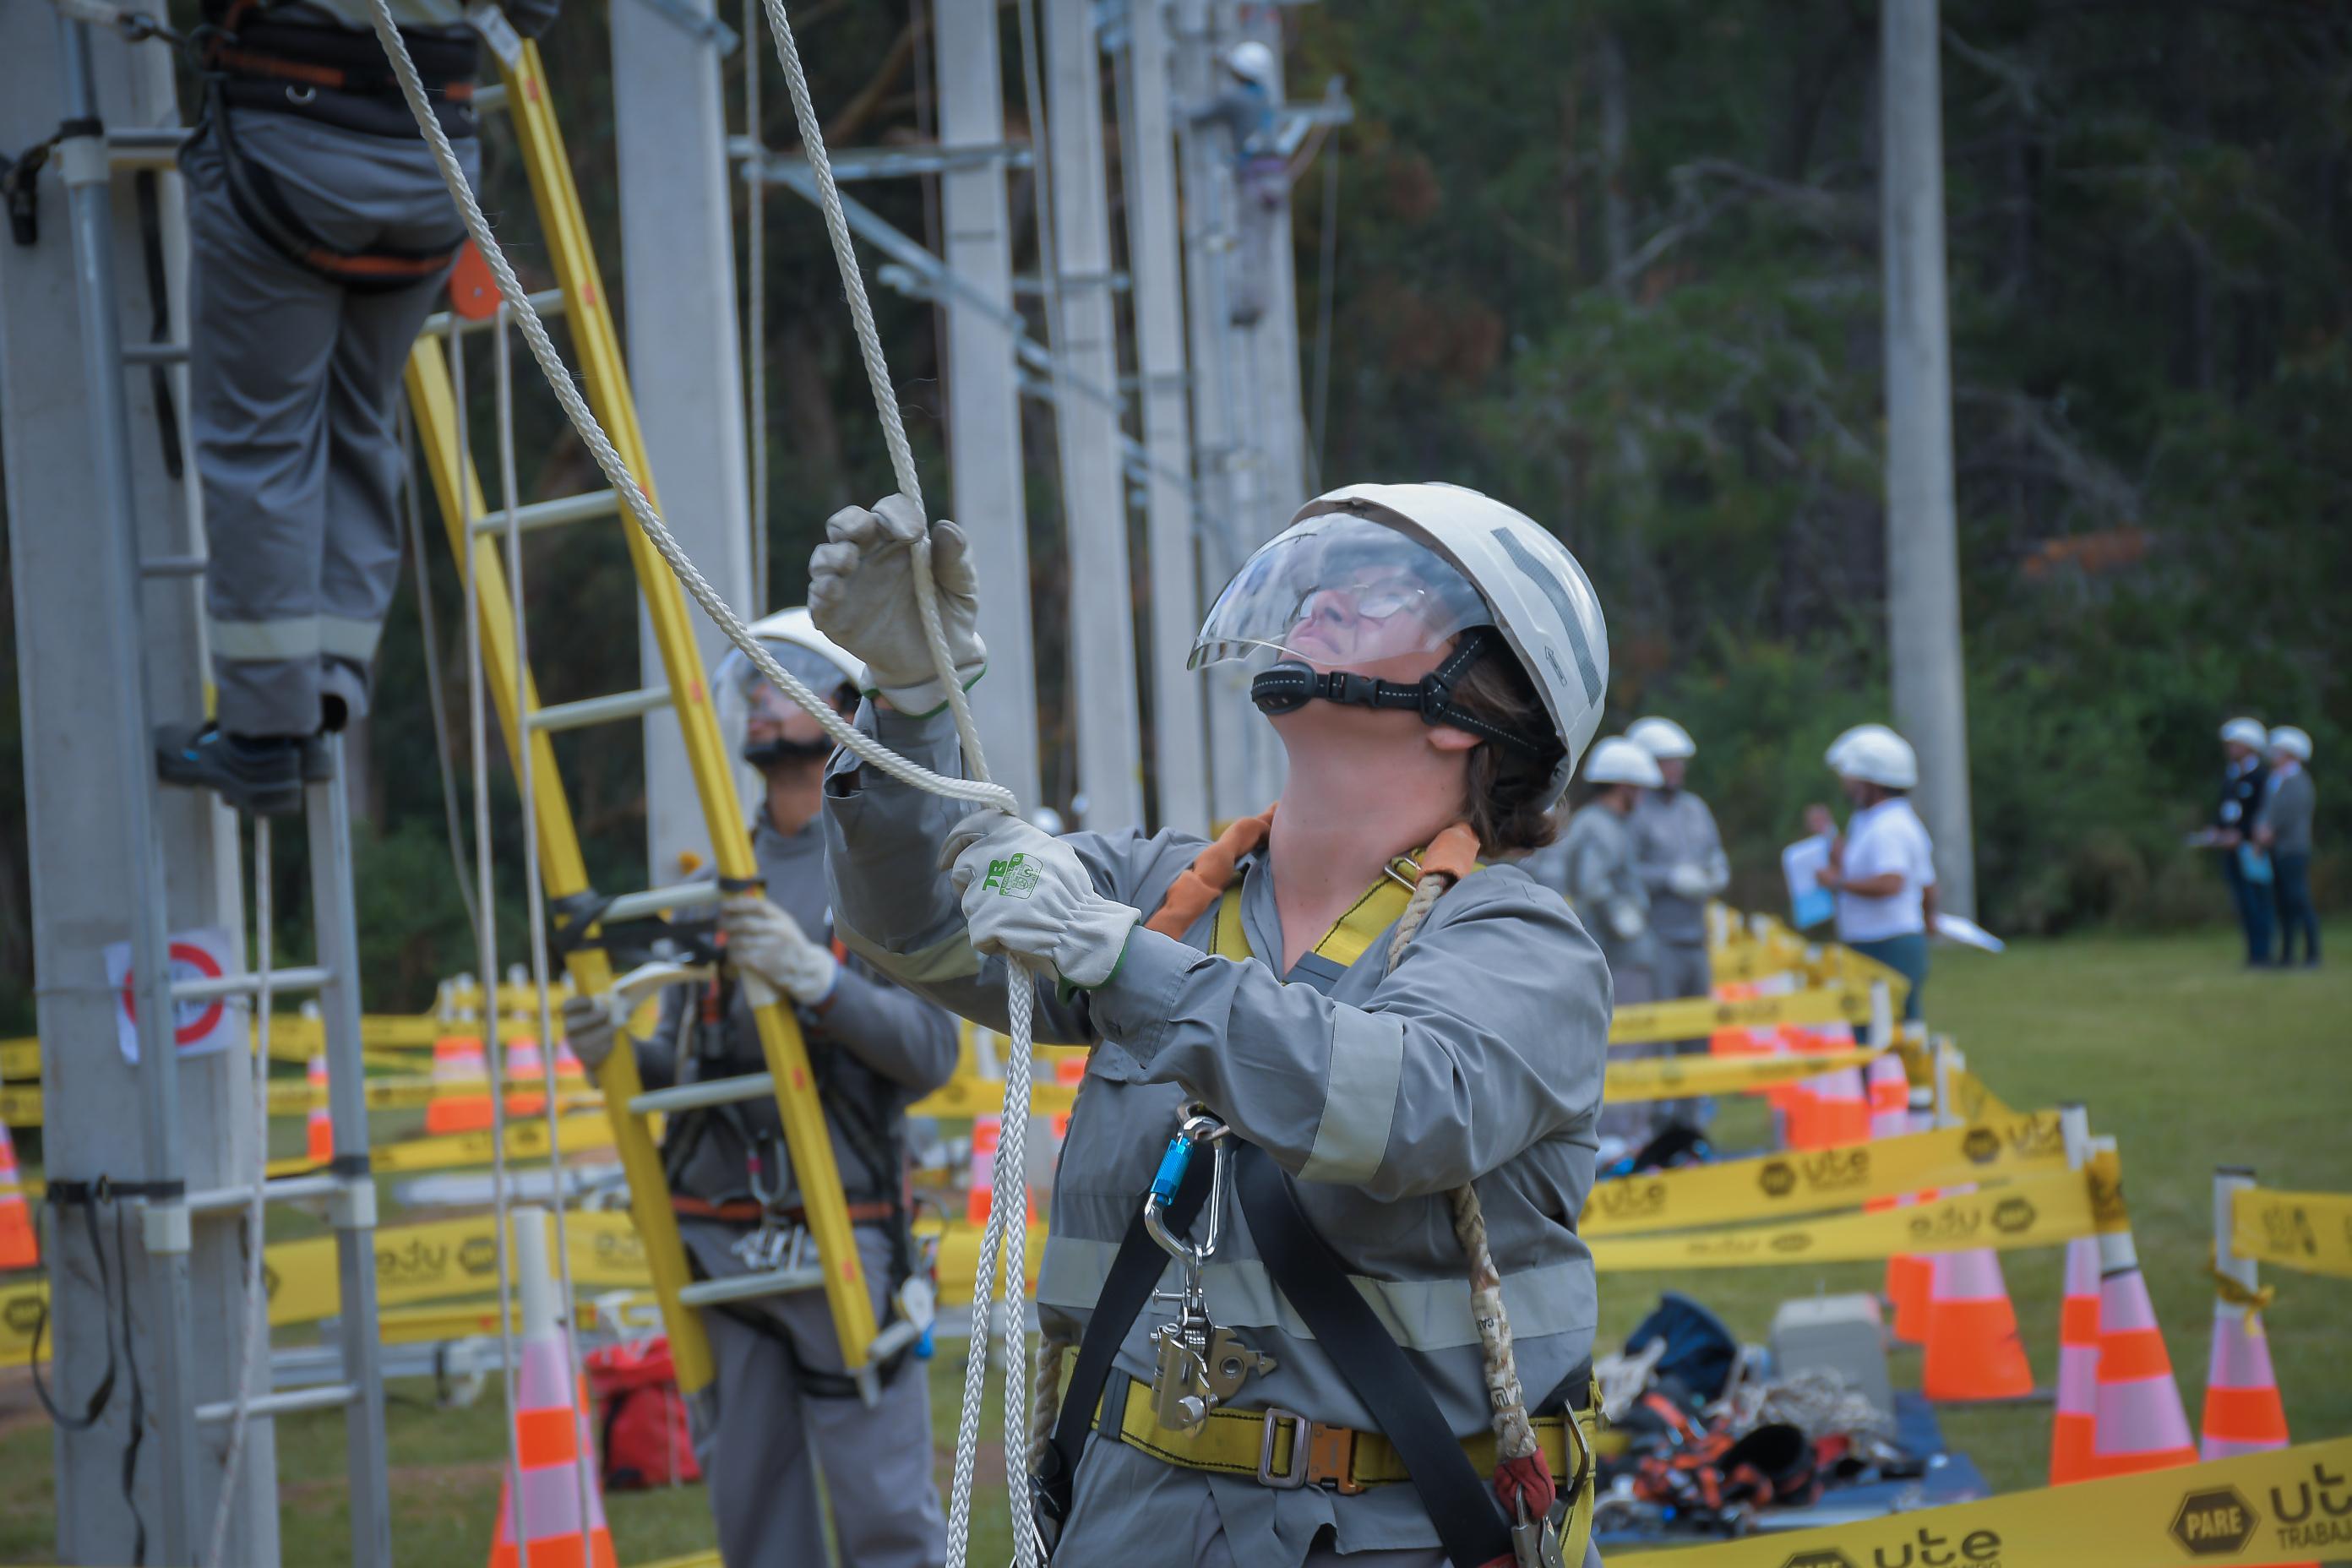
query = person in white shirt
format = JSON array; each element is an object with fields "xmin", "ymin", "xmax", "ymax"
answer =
[{"xmin": 1815, "ymin": 727, "xmax": 1937, "ymax": 1021}]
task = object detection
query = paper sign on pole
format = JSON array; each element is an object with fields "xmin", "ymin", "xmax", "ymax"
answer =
[{"xmin": 105, "ymin": 926, "xmax": 242, "ymax": 1064}]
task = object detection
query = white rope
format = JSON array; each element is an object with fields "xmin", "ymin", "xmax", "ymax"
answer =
[
  {"xmin": 453, "ymin": 316, "xmax": 531, "ymax": 1568},
  {"xmin": 204, "ymin": 818, "xmax": 273, "ymax": 1568},
  {"xmin": 498, "ymin": 305, "xmax": 598, "ymax": 1559},
  {"xmin": 357, "ymin": 9, "xmax": 1044, "ymax": 1564}
]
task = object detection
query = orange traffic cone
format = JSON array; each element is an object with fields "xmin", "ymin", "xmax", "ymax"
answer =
[
  {"xmin": 504, "ymin": 1037, "xmax": 547, "ymax": 1118},
  {"xmin": 0, "ymin": 1115, "xmax": 39, "ymax": 1270},
  {"xmin": 965, "ymin": 1113, "xmax": 1035, "ymax": 1225},
  {"xmin": 1816, "ymin": 1066, "xmax": 1871, "ymax": 1146},
  {"xmin": 305, "ymin": 1053, "xmax": 334, "ymax": 1165},
  {"xmin": 2202, "ymin": 1169, "xmax": 2295, "ymax": 1462},
  {"xmin": 2050, "ymin": 1235, "xmax": 2102, "ymax": 1484},
  {"xmin": 1919, "ymin": 1242, "xmax": 2034, "ymax": 1402},
  {"xmin": 490, "ymin": 1206, "xmax": 616, "ymax": 1568},
  {"xmin": 2088, "ymin": 1143, "xmax": 2198, "ymax": 1477},
  {"xmin": 428, "ymin": 1026, "xmax": 493, "ymax": 1135}
]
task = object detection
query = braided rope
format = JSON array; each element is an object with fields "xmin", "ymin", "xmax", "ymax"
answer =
[{"xmin": 1386, "ymin": 868, "xmax": 1539, "ymax": 1467}]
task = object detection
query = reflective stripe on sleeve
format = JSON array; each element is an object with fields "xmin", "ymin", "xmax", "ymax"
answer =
[{"xmin": 1296, "ymin": 1006, "xmax": 1403, "ymax": 1186}]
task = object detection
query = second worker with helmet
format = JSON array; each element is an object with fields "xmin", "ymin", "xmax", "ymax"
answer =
[{"xmin": 809, "ymin": 482, "xmax": 1613, "ymax": 1567}]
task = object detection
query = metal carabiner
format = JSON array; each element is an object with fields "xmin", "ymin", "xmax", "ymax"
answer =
[{"xmin": 1143, "ymin": 1108, "xmax": 1228, "ymax": 1270}]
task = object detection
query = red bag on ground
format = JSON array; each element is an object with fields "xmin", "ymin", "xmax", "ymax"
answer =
[{"xmin": 584, "ymin": 1337, "xmax": 702, "ymax": 1490}]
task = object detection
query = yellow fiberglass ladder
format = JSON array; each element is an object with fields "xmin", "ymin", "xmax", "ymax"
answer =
[{"xmin": 400, "ymin": 35, "xmax": 884, "ymax": 1398}]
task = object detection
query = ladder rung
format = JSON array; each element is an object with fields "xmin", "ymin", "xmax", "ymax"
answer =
[
  {"xmin": 173, "ymin": 965, "xmax": 331, "ymax": 1004},
  {"xmin": 629, "ymin": 1073, "xmax": 774, "ymax": 1117},
  {"xmin": 677, "ymin": 1266, "xmax": 825, "ymax": 1309},
  {"xmin": 526, "ymin": 686, "xmax": 672, "ymax": 733},
  {"xmin": 122, "ymin": 341, "xmax": 188, "ymax": 366},
  {"xmin": 195, "ymin": 1382, "xmax": 357, "ymax": 1424},
  {"xmin": 471, "ymin": 487, "xmax": 620, "ymax": 536},
  {"xmin": 107, "ymin": 128, "xmax": 190, "ymax": 171},
  {"xmin": 472, "ymin": 82, "xmax": 508, "ymax": 114},
  {"xmin": 422, "ymin": 286, "xmax": 566, "ymax": 338},
  {"xmin": 139, "ymin": 553, "xmax": 207, "ymax": 578},
  {"xmin": 184, "ymin": 1172, "xmax": 345, "ymax": 1217},
  {"xmin": 598, "ymin": 880, "xmax": 721, "ymax": 924}
]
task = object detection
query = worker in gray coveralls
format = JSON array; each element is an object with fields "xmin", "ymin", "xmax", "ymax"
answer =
[
  {"xmin": 157, "ymin": 0, "xmax": 556, "ymax": 814},
  {"xmin": 562, "ymin": 611, "xmax": 952, "ymax": 1568},
  {"xmin": 804, "ymin": 483, "xmax": 1610, "ymax": 1568},
  {"xmin": 1625, "ymin": 716, "xmax": 1729, "ymax": 1125},
  {"xmin": 1533, "ymin": 735, "xmax": 1663, "ymax": 1162}
]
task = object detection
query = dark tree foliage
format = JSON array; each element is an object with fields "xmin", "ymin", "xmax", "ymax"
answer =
[{"xmin": 4, "ymin": 0, "xmax": 2347, "ymax": 1024}]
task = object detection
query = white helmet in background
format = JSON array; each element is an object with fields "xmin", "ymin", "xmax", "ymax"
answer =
[
  {"xmin": 2219, "ymin": 716, "xmax": 2268, "ymax": 749},
  {"xmin": 2268, "ymin": 726, "xmax": 2312, "ymax": 763},
  {"xmin": 1627, "ymin": 716, "xmax": 1696, "ymax": 761},
  {"xmin": 1832, "ymin": 727, "xmax": 1918, "ymax": 790},
  {"xmin": 1192, "ymin": 482, "xmax": 1611, "ymax": 808},
  {"xmin": 1826, "ymin": 721, "xmax": 1899, "ymax": 774},
  {"xmin": 1583, "ymin": 736, "xmax": 1664, "ymax": 789},
  {"xmin": 714, "ymin": 607, "xmax": 866, "ymax": 769},
  {"xmin": 1226, "ymin": 40, "xmax": 1277, "ymax": 89}
]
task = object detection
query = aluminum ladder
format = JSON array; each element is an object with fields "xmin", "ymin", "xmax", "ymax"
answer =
[
  {"xmin": 47, "ymin": 16, "xmax": 393, "ymax": 1564},
  {"xmin": 400, "ymin": 25, "xmax": 887, "ymax": 1408}
]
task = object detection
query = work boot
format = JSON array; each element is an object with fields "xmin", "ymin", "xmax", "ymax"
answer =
[{"xmin": 155, "ymin": 722, "xmax": 302, "ymax": 817}]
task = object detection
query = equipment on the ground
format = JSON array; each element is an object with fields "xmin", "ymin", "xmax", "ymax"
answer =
[
  {"xmin": 1768, "ymin": 1294, "xmax": 1892, "ymax": 1424},
  {"xmin": 1829, "ymin": 727, "xmax": 1918, "ymax": 790},
  {"xmin": 1584, "ymin": 737, "xmax": 1663, "ymax": 789},
  {"xmin": 1626, "ymin": 716, "xmax": 1696, "ymax": 760},
  {"xmin": 1191, "ymin": 482, "xmax": 1610, "ymax": 805}
]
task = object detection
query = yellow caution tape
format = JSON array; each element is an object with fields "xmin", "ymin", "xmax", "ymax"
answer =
[
  {"xmin": 1607, "ymin": 985, "xmax": 1870, "ymax": 1047},
  {"xmin": 1603, "ymin": 1046, "xmax": 1889, "ymax": 1103},
  {"xmin": 928, "ymin": 1216, "xmax": 1048, "ymax": 1307},
  {"xmin": 1582, "ymin": 1111, "xmax": 2066, "ymax": 1234},
  {"xmin": 0, "ymin": 1084, "xmax": 37, "ymax": 1129},
  {"xmin": 2206, "ymin": 1244, "xmax": 2278, "ymax": 1313},
  {"xmin": 0, "ymin": 1077, "xmax": 602, "ymax": 1128},
  {"xmin": 909, "ymin": 1075, "xmax": 1079, "ymax": 1121},
  {"xmin": 1649, "ymin": 1434, "xmax": 2352, "ymax": 1566},
  {"xmin": 0, "ymin": 1038, "xmax": 38, "ymax": 1081},
  {"xmin": 369, "ymin": 1113, "xmax": 617, "ymax": 1173},
  {"xmin": 2231, "ymin": 1186, "xmax": 2352, "ymax": 1280},
  {"xmin": 0, "ymin": 1209, "xmax": 651, "ymax": 1367},
  {"xmin": 1590, "ymin": 1164, "xmax": 2096, "ymax": 1270}
]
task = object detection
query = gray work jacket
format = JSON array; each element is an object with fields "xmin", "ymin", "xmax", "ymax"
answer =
[
  {"xmin": 1527, "ymin": 802, "xmax": 1652, "ymax": 983},
  {"xmin": 1629, "ymin": 788, "xmax": 1730, "ymax": 947},
  {"xmin": 2260, "ymin": 767, "xmax": 2316, "ymax": 857},
  {"xmin": 824, "ymin": 705, "xmax": 1609, "ymax": 1565},
  {"xmin": 644, "ymin": 813, "xmax": 959, "ymax": 1211}
]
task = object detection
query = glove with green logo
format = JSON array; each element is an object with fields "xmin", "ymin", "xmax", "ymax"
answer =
[{"xmin": 943, "ymin": 809, "xmax": 1140, "ymax": 992}]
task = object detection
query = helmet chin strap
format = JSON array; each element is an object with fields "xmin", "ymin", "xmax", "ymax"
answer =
[
  {"xmin": 1248, "ymin": 626, "xmax": 1547, "ymax": 758},
  {"xmin": 743, "ymin": 736, "xmax": 835, "ymax": 769}
]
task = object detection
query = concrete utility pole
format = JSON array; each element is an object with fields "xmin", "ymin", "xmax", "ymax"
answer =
[
  {"xmin": 1043, "ymin": 0, "xmax": 1145, "ymax": 829},
  {"xmin": 1173, "ymin": 0, "xmax": 1266, "ymax": 822},
  {"xmin": 936, "ymin": 0, "xmax": 1043, "ymax": 817},
  {"xmin": 1116, "ymin": 0, "xmax": 1211, "ymax": 834},
  {"xmin": 0, "ymin": 15, "xmax": 269, "ymax": 1561},
  {"xmin": 1879, "ymin": 0, "xmax": 1977, "ymax": 917},
  {"xmin": 1234, "ymin": 4, "xmax": 1308, "ymax": 568},
  {"xmin": 611, "ymin": 0, "xmax": 755, "ymax": 876}
]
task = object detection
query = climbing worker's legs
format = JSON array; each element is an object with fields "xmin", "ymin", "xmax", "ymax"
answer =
[
  {"xmin": 182, "ymin": 110, "xmax": 474, "ymax": 740},
  {"xmin": 687, "ymin": 1223, "xmax": 946, "ymax": 1568}
]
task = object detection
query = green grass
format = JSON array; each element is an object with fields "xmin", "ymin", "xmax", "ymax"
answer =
[{"xmin": 1, "ymin": 923, "xmax": 2344, "ymax": 1563}]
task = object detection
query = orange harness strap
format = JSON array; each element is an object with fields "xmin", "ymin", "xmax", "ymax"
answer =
[{"xmin": 1142, "ymin": 808, "xmax": 1277, "ymax": 937}]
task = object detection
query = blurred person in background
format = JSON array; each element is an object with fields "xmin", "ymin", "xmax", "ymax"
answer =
[
  {"xmin": 1815, "ymin": 727, "xmax": 1936, "ymax": 1023},
  {"xmin": 2209, "ymin": 716, "xmax": 2275, "ymax": 967},
  {"xmin": 2257, "ymin": 726, "xmax": 2318, "ymax": 969}
]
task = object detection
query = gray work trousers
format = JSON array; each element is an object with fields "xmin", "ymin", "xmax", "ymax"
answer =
[
  {"xmin": 686, "ymin": 1223, "xmax": 947, "ymax": 1568},
  {"xmin": 183, "ymin": 109, "xmax": 475, "ymax": 737}
]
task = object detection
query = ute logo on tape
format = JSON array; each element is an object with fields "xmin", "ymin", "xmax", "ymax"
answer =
[
  {"xmin": 2170, "ymin": 1486, "xmax": 2259, "ymax": 1556},
  {"xmin": 1595, "ymin": 1179, "xmax": 1668, "ymax": 1220},
  {"xmin": 1770, "ymin": 1231, "xmax": 1813, "ymax": 1255},
  {"xmin": 1866, "ymin": 1527, "xmax": 2004, "ymax": 1565},
  {"xmin": 378, "ymin": 1239, "xmax": 453, "ymax": 1285},
  {"xmin": 460, "ymin": 1236, "xmax": 498, "ymax": 1276},
  {"xmin": 1961, "ymin": 1127, "xmax": 2001, "ymax": 1164},
  {"xmin": 2269, "ymin": 1462, "xmax": 2352, "ymax": 1552},
  {"xmin": 2259, "ymin": 1203, "xmax": 2318, "ymax": 1260},
  {"xmin": 1991, "ymin": 1196, "xmax": 2037, "ymax": 1234},
  {"xmin": 1778, "ymin": 1552, "xmax": 1855, "ymax": 1568},
  {"xmin": 1759, "ymin": 1160, "xmax": 1797, "ymax": 1198},
  {"xmin": 3, "ymin": 1294, "xmax": 41, "ymax": 1337}
]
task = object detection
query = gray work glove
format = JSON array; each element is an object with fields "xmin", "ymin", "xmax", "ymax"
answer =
[
  {"xmin": 558, "ymin": 989, "xmax": 630, "ymax": 1075},
  {"xmin": 721, "ymin": 894, "xmax": 840, "ymax": 1009},
  {"xmin": 943, "ymin": 810, "xmax": 1140, "ymax": 992},
  {"xmin": 807, "ymin": 494, "xmax": 987, "ymax": 718},
  {"xmin": 1605, "ymin": 898, "xmax": 1647, "ymax": 944},
  {"xmin": 1668, "ymin": 863, "xmax": 1713, "ymax": 901}
]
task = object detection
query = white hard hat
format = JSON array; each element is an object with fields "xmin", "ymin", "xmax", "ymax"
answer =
[
  {"xmin": 1584, "ymin": 736, "xmax": 1664, "ymax": 789},
  {"xmin": 2219, "ymin": 716, "xmax": 2268, "ymax": 749},
  {"xmin": 1193, "ymin": 482, "xmax": 1611, "ymax": 808},
  {"xmin": 1627, "ymin": 716, "xmax": 1696, "ymax": 761},
  {"xmin": 1833, "ymin": 727, "xmax": 1918, "ymax": 790},
  {"xmin": 1826, "ymin": 722, "xmax": 1899, "ymax": 773},
  {"xmin": 714, "ymin": 607, "xmax": 867, "ymax": 766},
  {"xmin": 1226, "ymin": 40, "xmax": 1277, "ymax": 87},
  {"xmin": 2268, "ymin": 726, "xmax": 2312, "ymax": 763}
]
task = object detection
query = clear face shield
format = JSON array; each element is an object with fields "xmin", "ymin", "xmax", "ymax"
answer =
[
  {"xmin": 1189, "ymin": 513, "xmax": 1492, "ymax": 680},
  {"xmin": 715, "ymin": 640, "xmax": 858, "ymax": 770}
]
